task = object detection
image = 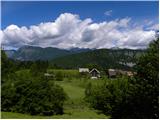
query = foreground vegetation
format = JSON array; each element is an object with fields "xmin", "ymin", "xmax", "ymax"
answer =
[
  {"xmin": 1, "ymin": 70, "xmax": 109, "ymax": 118},
  {"xmin": 1, "ymin": 38, "xmax": 158, "ymax": 119}
]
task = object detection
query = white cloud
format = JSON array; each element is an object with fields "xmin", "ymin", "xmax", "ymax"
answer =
[
  {"xmin": 104, "ymin": 10, "xmax": 113, "ymax": 16},
  {"xmin": 147, "ymin": 23, "xmax": 159, "ymax": 31},
  {"xmin": 1, "ymin": 13, "xmax": 157, "ymax": 50}
]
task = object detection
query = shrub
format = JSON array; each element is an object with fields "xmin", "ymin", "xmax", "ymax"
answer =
[{"xmin": 1, "ymin": 74, "xmax": 67, "ymax": 115}]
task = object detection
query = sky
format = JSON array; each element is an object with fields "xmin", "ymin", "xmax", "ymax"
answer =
[{"xmin": 1, "ymin": 1, "xmax": 159, "ymax": 50}]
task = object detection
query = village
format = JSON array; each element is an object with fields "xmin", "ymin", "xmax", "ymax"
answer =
[
  {"xmin": 79, "ymin": 68, "xmax": 136, "ymax": 79},
  {"xmin": 44, "ymin": 67, "xmax": 136, "ymax": 80}
]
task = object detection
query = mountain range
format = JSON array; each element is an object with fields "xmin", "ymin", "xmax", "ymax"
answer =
[{"xmin": 5, "ymin": 45, "xmax": 91, "ymax": 61}]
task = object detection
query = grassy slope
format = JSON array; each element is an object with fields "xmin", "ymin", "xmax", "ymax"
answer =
[
  {"xmin": 2, "ymin": 69, "xmax": 109, "ymax": 119},
  {"xmin": 55, "ymin": 81, "xmax": 108, "ymax": 118}
]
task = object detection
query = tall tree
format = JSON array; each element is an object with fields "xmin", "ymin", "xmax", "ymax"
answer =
[
  {"xmin": 30, "ymin": 60, "xmax": 48, "ymax": 76},
  {"xmin": 120, "ymin": 38, "xmax": 159, "ymax": 118},
  {"xmin": 1, "ymin": 50, "xmax": 15, "ymax": 80}
]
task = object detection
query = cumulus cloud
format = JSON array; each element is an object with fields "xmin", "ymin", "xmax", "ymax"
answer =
[
  {"xmin": 1, "ymin": 13, "xmax": 157, "ymax": 50},
  {"xmin": 104, "ymin": 10, "xmax": 113, "ymax": 16}
]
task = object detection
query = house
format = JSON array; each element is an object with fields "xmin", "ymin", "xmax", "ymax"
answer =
[
  {"xmin": 89, "ymin": 68, "xmax": 100, "ymax": 79},
  {"xmin": 108, "ymin": 69, "xmax": 117, "ymax": 78},
  {"xmin": 79, "ymin": 68, "xmax": 89, "ymax": 73}
]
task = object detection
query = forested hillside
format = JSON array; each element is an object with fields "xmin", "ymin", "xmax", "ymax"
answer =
[
  {"xmin": 5, "ymin": 46, "xmax": 146, "ymax": 70},
  {"xmin": 51, "ymin": 49, "xmax": 146, "ymax": 70}
]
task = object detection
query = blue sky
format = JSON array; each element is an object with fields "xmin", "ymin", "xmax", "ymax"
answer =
[
  {"xmin": 1, "ymin": 1, "xmax": 159, "ymax": 49},
  {"xmin": 2, "ymin": 1, "xmax": 158, "ymax": 29}
]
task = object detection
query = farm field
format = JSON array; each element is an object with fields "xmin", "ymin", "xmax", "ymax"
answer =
[{"xmin": 1, "ymin": 69, "xmax": 109, "ymax": 119}]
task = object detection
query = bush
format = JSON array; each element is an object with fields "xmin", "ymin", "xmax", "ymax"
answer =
[
  {"xmin": 85, "ymin": 78, "xmax": 129, "ymax": 117},
  {"xmin": 1, "ymin": 74, "xmax": 67, "ymax": 115}
]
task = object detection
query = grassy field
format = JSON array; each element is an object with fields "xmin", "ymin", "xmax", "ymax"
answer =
[
  {"xmin": 2, "ymin": 109, "xmax": 107, "ymax": 119},
  {"xmin": 1, "ymin": 69, "xmax": 110, "ymax": 119}
]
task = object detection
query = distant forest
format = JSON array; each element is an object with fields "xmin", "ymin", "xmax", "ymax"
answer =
[{"xmin": 5, "ymin": 47, "xmax": 146, "ymax": 71}]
